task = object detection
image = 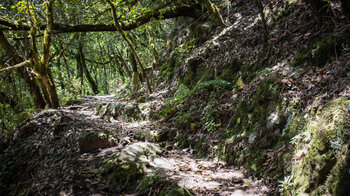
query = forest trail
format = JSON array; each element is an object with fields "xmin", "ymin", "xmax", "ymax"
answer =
[{"xmin": 34, "ymin": 94, "xmax": 272, "ymax": 196}]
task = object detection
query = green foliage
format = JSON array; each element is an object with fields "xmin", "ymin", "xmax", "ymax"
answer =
[
  {"xmin": 293, "ymin": 30, "xmax": 350, "ymax": 67},
  {"xmin": 201, "ymin": 100, "xmax": 220, "ymax": 132},
  {"xmin": 0, "ymin": 104, "xmax": 33, "ymax": 136},
  {"xmin": 279, "ymin": 174, "xmax": 296, "ymax": 196}
]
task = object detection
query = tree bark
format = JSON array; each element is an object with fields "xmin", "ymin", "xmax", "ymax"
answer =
[
  {"xmin": 0, "ymin": 60, "xmax": 31, "ymax": 73},
  {"xmin": 37, "ymin": 0, "xmax": 59, "ymax": 109}
]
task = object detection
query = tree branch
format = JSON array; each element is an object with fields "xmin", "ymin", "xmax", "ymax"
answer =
[
  {"xmin": 0, "ymin": 5, "xmax": 200, "ymax": 33},
  {"xmin": 0, "ymin": 60, "xmax": 31, "ymax": 73}
]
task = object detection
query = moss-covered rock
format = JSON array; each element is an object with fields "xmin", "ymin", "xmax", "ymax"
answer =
[
  {"xmin": 286, "ymin": 98, "xmax": 350, "ymax": 195},
  {"xmin": 215, "ymin": 75, "xmax": 291, "ymax": 178},
  {"xmin": 136, "ymin": 175, "xmax": 192, "ymax": 196},
  {"xmin": 101, "ymin": 142, "xmax": 182, "ymax": 194},
  {"xmin": 96, "ymin": 102, "xmax": 142, "ymax": 122},
  {"xmin": 102, "ymin": 156, "xmax": 145, "ymax": 193}
]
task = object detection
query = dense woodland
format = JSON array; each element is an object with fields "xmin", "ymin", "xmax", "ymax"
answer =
[{"xmin": 0, "ymin": 0, "xmax": 350, "ymax": 195}]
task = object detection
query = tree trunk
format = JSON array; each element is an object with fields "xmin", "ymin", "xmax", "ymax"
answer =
[
  {"xmin": 77, "ymin": 40, "xmax": 99, "ymax": 95},
  {"xmin": 128, "ymin": 49, "xmax": 141, "ymax": 91},
  {"xmin": 107, "ymin": 0, "xmax": 153, "ymax": 94},
  {"xmin": 22, "ymin": 69, "xmax": 46, "ymax": 109},
  {"xmin": 40, "ymin": 0, "xmax": 59, "ymax": 108},
  {"xmin": 0, "ymin": 31, "xmax": 46, "ymax": 109},
  {"xmin": 41, "ymin": 74, "xmax": 59, "ymax": 108}
]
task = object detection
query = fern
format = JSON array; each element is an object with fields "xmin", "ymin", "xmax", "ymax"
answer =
[{"xmin": 174, "ymin": 84, "xmax": 190, "ymax": 98}]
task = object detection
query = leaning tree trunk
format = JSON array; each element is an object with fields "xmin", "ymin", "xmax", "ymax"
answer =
[{"xmin": 107, "ymin": 0, "xmax": 153, "ymax": 94}]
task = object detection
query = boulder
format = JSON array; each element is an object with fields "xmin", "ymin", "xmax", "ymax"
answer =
[{"xmin": 79, "ymin": 132, "xmax": 117, "ymax": 153}]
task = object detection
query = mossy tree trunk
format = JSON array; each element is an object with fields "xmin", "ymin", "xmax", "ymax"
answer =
[
  {"xmin": 27, "ymin": 0, "xmax": 59, "ymax": 109},
  {"xmin": 128, "ymin": 49, "xmax": 140, "ymax": 91},
  {"xmin": 0, "ymin": 31, "xmax": 46, "ymax": 110}
]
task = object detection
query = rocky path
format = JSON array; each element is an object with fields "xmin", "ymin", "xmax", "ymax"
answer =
[
  {"xmin": 10, "ymin": 94, "xmax": 272, "ymax": 195},
  {"xmin": 63, "ymin": 95, "xmax": 271, "ymax": 195}
]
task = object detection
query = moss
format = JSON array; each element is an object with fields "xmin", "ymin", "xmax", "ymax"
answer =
[
  {"xmin": 241, "ymin": 48, "xmax": 271, "ymax": 83},
  {"xmin": 292, "ymin": 30, "xmax": 350, "ymax": 67},
  {"xmin": 160, "ymin": 50, "xmax": 182, "ymax": 82},
  {"xmin": 102, "ymin": 156, "xmax": 145, "ymax": 193},
  {"xmin": 136, "ymin": 175, "xmax": 191, "ymax": 196},
  {"xmin": 218, "ymin": 58, "xmax": 243, "ymax": 82},
  {"xmin": 290, "ymin": 98, "xmax": 350, "ymax": 195},
  {"xmin": 182, "ymin": 66, "xmax": 213, "ymax": 87}
]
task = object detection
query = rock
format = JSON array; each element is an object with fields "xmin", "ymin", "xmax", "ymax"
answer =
[
  {"xmin": 96, "ymin": 102, "xmax": 141, "ymax": 122},
  {"xmin": 78, "ymin": 132, "xmax": 117, "ymax": 153}
]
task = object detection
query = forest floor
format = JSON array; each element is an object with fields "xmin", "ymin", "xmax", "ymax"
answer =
[{"xmin": 6, "ymin": 93, "xmax": 274, "ymax": 195}]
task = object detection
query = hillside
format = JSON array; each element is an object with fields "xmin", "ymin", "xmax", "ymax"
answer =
[{"xmin": 0, "ymin": 0, "xmax": 350, "ymax": 195}]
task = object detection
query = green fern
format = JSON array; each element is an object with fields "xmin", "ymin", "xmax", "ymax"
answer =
[{"xmin": 174, "ymin": 84, "xmax": 190, "ymax": 98}]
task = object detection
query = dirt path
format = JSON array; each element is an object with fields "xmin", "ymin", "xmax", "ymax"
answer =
[
  {"xmin": 56, "ymin": 95, "xmax": 272, "ymax": 196},
  {"xmin": 9, "ymin": 94, "xmax": 271, "ymax": 195}
]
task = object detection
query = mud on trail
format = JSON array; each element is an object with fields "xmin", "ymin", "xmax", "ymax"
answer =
[{"xmin": 1, "ymin": 93, "xmax": 273, "ymax": 196}]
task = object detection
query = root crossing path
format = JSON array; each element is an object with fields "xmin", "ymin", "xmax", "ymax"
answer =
[{"xmin": 17, "ymin": 94, "xmax": 272, "ymax": 196}]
